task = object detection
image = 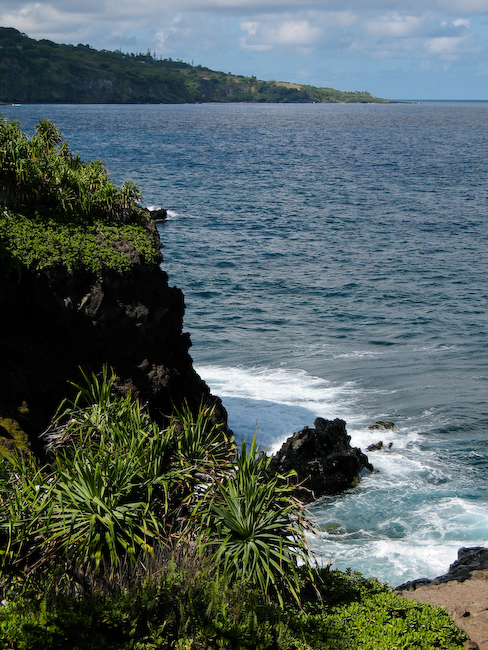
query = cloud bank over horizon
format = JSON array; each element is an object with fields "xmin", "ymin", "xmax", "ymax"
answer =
[{"xmin": 1, "ymin": 0, "xmax": 487, "ymax": 98}]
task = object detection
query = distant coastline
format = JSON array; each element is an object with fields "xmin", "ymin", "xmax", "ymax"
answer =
[{"xmin": 0, "ymin": 26, "xmax": 389, "ymax": 105}]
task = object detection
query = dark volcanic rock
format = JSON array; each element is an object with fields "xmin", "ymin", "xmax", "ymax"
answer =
[
  {"xmin": 366, "ymin": 441, "xmax": 384, "ymax": 451},
  {"xmin": 148, "ymin": 208, "xmax": 167, "ymax": 222},
  {"xmin": 269, "ymin": 417, "xmax": 373, "ymax": 502},
  {"xmin": 0, "ymin": 233, "xmax": 225, "ymax": 453},
  {"xmin": 368, "ymin": 420, "xmax": 395, "ymax": 430}
]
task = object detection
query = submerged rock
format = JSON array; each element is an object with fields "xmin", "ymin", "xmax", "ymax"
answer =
[
  {"xmin": 367, "ymin": 441, "xmax": 384, "ymax": 451},
  {"xmin": 366, "ymin": 440, "xmax": 393, "ymax": 451},
  {"xmin": 368, "ymin": 420, "xmax": 395, "ymax": 430},
  {"xmin": 269, "ymin": 417, "xmax": 373, "ymax": 502}
]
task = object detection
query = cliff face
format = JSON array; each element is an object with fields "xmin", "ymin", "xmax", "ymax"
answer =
[{"xmin": 0, "ymin": 236, "xmax": 225, "ymax": 454}]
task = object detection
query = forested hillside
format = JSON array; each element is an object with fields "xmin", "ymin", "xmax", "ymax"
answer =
[{"xmin": 0, "ymin": 27, "xmax": 388, "ymax": 104}]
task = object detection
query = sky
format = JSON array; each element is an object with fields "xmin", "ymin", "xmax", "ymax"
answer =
[{"xmin": 1, "ymin": 0, "xmax": 488, "ymax": 99}]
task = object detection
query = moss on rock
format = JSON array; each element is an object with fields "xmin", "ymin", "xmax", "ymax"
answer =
[{"xmin": 0, "ymin": 413, "xmax": 29, "ymax": 454}]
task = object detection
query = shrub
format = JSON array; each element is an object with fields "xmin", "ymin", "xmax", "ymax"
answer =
[
  {"xmin": 0, "ymin": 566, "xmax": 468, "ymax": 650},
  {"xmin": 0, "ymin": 116, "xmax": 161, "ymax": 277},
  {"xmin": 0, "ymin": 116, "xmax": 141, "ymax": 223},
  {"xmin": 197, "ymin": 434, "xmax": 316, "ymax": 607},
  {"xmin": 0, "ymin": 369, "xmax": 235, "ymax": 592}
]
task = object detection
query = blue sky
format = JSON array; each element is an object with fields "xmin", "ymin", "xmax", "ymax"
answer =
[{"xmin": 1, "ymin": 0, "xmax": 488, "ymax": 99}]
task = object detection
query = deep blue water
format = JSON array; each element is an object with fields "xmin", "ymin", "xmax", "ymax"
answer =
[{"xmin": 4, "ymin": 101, "xmax": 487, "ymax": 586}]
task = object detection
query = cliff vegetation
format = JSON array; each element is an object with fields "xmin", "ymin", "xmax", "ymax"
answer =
[
  {"xmin": 0, "ymin": 371, "xmax": 468, "ymax": 649},
  {"xmin": 0, "ymin": 115, "xmax": 160, "ymax": 278},
  {"xmin": 0, "ymin": 117, "xmax": 468, "ymax": 650},
  {"xmin": 0, "ymin": 26, "xmax": 388, "ymax": 104},
  {"xmin": 0, "ymin": 116, "xmax": 220, "ymax": 453}
]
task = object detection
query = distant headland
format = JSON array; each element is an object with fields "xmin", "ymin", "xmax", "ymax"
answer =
[{"xmin": 0, "ymin": 26, "xmax": 389, "ymax": 105}]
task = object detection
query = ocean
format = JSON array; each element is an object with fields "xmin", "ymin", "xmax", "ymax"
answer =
[{"xmin": 4, "ymin": 101, "xmax": 487, "ymax": 587}]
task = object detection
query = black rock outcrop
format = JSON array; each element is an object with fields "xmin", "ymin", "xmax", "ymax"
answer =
[
  {"xmin": 0, "ymin": 227, "xmax": 225, "ymax": 454},
  {"xmin": 269, "ymin": 417, "xmax": 373, "ymax": 503}
]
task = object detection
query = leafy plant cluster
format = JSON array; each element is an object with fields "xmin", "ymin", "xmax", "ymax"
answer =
[
  {"xmin": 0, "ymin": 566, "xmax": 468, "ymax": 649},
  {"xmin": 0, "ymin": 369, "xmax": 310, "ymax": 606},
  {"xmin": 0, "ymin": 27, "xmax": 388, "ymax": 104},
  {"xmin": 0, "ymin": 370, "xmax": 468, "ymax": 649},
  {"xmin": 0, "ymin": 116, "xmax": 160, "ymax": 276}
]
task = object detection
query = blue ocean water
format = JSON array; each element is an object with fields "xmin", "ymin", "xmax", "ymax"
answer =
[{"xmin": 4, "ymin": 101, "xmax": 487, "ymax": 586}]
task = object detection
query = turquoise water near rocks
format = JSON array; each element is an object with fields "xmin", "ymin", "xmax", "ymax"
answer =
[{"xmin": 5, "ymin": 101, "xmax": 487, "ymax": 586}]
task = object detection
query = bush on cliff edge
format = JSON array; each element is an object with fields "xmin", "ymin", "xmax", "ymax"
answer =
[{"xmin": 0, "ymin": 116, "xmax": 161, "ymax": 277}]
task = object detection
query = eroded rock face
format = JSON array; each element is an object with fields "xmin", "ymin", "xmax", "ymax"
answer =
[
  {"xmin": 269, "ymin": 417, "xmax": 373, "ymax": 502},
  {"xmin": 0, "ymin": 248, "xmax": 225, "ymax": 453}
]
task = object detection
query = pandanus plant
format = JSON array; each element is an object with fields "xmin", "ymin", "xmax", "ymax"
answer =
[
  {"xmin": 0, "ymin": 369, "xmax": 235, "ymax": 589},
  {"xmin": 0, "ymin": 116, "xmax": 142, "ymax": 223},
  {"xmin": 0, "ymin": 369, "xmax": 316, "ymax": 604},
  {"xmin": 196, "ymin": 434, "xmax": 316, "ymax": 606}
]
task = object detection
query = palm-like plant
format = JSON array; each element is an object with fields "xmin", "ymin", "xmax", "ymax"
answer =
[
  {"xmin": 172, "ymin": 402, "xmax": 235, "ymax": 477},
  {"xmin": 0, "ymin": 451, "xmax": 49, "ymax": 579},
  {"xmin": 0, "ymin": 370, "xmax": 317, "ymax": 603},
  {"xmin": 197, "ymin": 435, "xmax": 315, "ymax": 607},
  {"xmin": 41, "ymin": 368, "xmax": 180, "ymax": 574},
  {"xmin": 0, "ymin": 116, "xmax": 143, "ymax": 223}
]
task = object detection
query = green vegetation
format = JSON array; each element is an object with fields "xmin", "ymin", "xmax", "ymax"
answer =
[
  {"xmin": 0, "ymin": 111, "xmax": 466, "ymax": 649},
  {"xmin": 0, "ymin": 568, "xmax": 468, "ymax": 649},
  {"xmin": 0, "ymin": 27, "xmax": 388, "ymax": 104},
  {"xmin": 0, "ymin": 116, "xmax": 160, "ymax": 277},
  {"xmin": 0, "ymin": 371, "xmax": 468, "ymax": 649}
]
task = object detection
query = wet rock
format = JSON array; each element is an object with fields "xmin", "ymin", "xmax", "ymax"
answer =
[
  {"xmin": 149, "ymin": 207, "xmax": 167, "ymax": 222},
  {"xmin": 269, "ymin": 417, "xmax": 373, "ymax": 503},
  {"xmin": 395, "ymin": 547, "xmax": 488, "ymax": 591},
  {"xmin": 368, "ymin": 420, "xmax": 395, "ymax": 430},
  {"xmin": 367, "ymin": 441, "xmax": 384, "ymax": 451},
  {"xmin": 367, "ymin": 440, "xmax": 393, "ymax": 451}
]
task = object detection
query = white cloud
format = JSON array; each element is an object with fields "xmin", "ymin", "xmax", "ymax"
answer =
[
  {"xmin": 240, "ymin": 17, "xmax": 321, "ymax": 49},
  {"xmin": 426, "ymin": 35, "xmax": 462, "ymax": 54},
  {"xmin": 365, "ymin": 13, "xmax": 425, "ymax": 37},
  {"xmin": 453, "ymin": 17, "xmax": 471, "ymax": 27},
  {"xmin": 0, "ymin": 3, "xmax": 95, "ymax": 43}
]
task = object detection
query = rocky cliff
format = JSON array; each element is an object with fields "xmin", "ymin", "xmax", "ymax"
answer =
[{"xmin": 0, "ymin": 225, "xmax": 225, "ymax": 455}]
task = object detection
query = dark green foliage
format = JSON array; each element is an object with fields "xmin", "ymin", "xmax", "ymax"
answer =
[
  {"xmin": 0, "ymin": 372, "xmax": 469, "ymax": 649},
  {"xmin": 0, "ymin": 27, "xmax": 388, "ymax": 104},
  {"xmin": 0, "ymin": 567, "xmax": 468, "ymax": 649},
  {"xmin": 0, "ymin": 369, "xmax": 311, "ymax": 608},
  {"xmin": 0, "ymin": 116, "xmax": 160, "ymax": 276},
  {"xmin": 0, "ymin": 116, "xmax": 141, "ymax": 222},
  {"xmin": 0, "ymin": 369, "xmax": 234, "ymax": 588},
  {"xmin": 197, "ymin": 434, "xmax": 315, "ymax": 607}
]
